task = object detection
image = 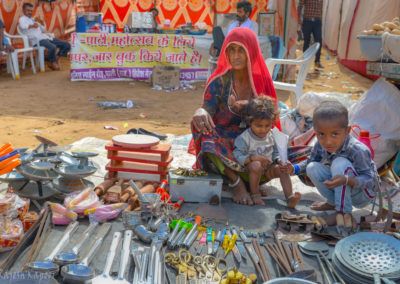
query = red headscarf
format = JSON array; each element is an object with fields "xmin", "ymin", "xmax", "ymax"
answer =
[{"xmin": 207, "ymin": 27, "xmax": 280, "ymax": 129}]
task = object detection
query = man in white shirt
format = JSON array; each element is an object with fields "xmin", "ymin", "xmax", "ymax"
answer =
[
  {"xmin": 226, "ymin": 1, "xmax": 258, "ymax": 35},
  {"xmin": 210, "ymin": 1, "xmax": 258, "ymax": 57},
  {"xmin": 19, "ymin": 2, "xmax": 70, "ymax": 70}
]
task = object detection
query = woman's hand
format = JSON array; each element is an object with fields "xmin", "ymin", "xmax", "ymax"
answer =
[{"xmin": 192, "ymin": 108, "xmax": 215, "ymax": 135}]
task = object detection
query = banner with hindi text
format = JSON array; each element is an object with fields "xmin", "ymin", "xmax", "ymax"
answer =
[{"xmin": 70, "ymin": 32, "xmax": 209, "ymax": 81}]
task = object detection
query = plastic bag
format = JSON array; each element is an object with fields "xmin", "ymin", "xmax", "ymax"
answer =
[
  {"xmin": 48, "ymin": 202, "xmax": 77, "ymax": 225},
  {"xmin": 272, "ymin": 128, "xmax": 289, "ymax": 163},
  {"xmin": 0, "ymin": 218, "xmax": 24, "ymax": 252},
  {"xmin": 281, "ymin": 115, "xmax": 301, "ymax": 141},
  {"xmin": 64, "ymin": 189, "xmax": 100, "ymax": 214},
  {"xmin": 86, "ymin": 203, "xmax": 127, "ymax": 223},
  {"xmin": 22, "ymin": 211, "xmax": 39, "ymax": 231},
  {"xmin": 0, "ymin": 193, "xmax": 28, "ymax": 218},
  {"xmin": 349, "ymin": 78, "xmax": 400, "ymax": 168}
]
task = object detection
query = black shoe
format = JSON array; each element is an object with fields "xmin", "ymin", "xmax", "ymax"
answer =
[
  {"xmin": 315, "ymin": 62, "xmax": 324, "ymax": 69},
  {"xmin": 137, "ymin": 128, "xmax": 167, "ymax": 140}
]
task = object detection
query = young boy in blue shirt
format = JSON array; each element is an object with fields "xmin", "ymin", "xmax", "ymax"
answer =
[{"xmin": 285, "ymin": 100, "xmax": 376, "ymax": 225}]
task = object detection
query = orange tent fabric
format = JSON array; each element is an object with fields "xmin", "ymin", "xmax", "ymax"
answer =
[{"xmin": 100, "ymin": 0, "xmax": 272, "ymax": 30}]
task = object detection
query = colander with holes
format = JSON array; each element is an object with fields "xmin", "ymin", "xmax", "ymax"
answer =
[{"xmin": 334, "ymin": 232, "xmax": 400, "ymax": 283}]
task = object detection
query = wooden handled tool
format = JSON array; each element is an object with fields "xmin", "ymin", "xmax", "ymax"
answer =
[
  {"xmin": 336, "ymin": 213, "xmax": 345, "ymax": 236},
  {"xmin": 317, "ymin": 217, "xmax": 328, "ymax": 232},
  {"xmin": 311, "ymin": 216, "xmax": 322, "ymax": 232},
  {"xmin": 94, "ymin": 179, "xmax": 116, "ymax": 196},
  {"xmin": 120, "ymin": 181, "xmax": 144, "ymax": 203},
  {"xmin": 105, "ymin": 179, "xmax": 124, "ymax": 203},
  {"xmin": 123, "ymin": 184, "xmax": 155, "ymax": 211}
]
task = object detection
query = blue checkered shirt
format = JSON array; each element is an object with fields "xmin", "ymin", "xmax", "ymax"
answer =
[{"xmin": 297, "ymin": 136, "xmax": 377, "ymax": 193}]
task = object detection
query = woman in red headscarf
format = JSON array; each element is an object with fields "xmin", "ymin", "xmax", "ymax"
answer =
[{"xmin": 191, "ymin": 27, "xmax": 281, "ymax": 206}]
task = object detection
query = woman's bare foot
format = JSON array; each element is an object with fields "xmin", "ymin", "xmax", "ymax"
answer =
[
  {"xmin": 251, "ymin": 193, "xmax": 265, "ymax": 206},
  {"xmin": 287, "ymin": 192, "xmax": 302, "ymax": 208},
  {"xmin": 232, "ymin": 178, "xmax": 253, "ymax": 206},
  {"xmin": 310, "ymin": 202, "xmax": 335, "ymax": 211}
]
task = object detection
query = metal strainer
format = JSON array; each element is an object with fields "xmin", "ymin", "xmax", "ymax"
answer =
[{"xmin": 336, "ymin": 232, "xmax": 400, "ymax": 276}]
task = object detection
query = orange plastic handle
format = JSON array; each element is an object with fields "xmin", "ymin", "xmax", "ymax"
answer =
[
  {"xmin": 0, "ymin": 143, "xmax": 11, "ymax": 153},
  {"xmin": 0, "ymin": 146, "xmax": 13, "ymax": 157},
  {"xmin": 0, "ymin": 154, "xmax": 20, "ymax": 169},
  {"xmin": 0, "ymin": 160, "xmax": 21, "ymax": 176},
  {"xmin": 195, "ymin": 216, "xmax": 202, "ymax": 225}
]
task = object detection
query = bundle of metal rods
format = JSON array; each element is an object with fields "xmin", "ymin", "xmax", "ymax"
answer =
[
  {"xmin": 251, "ymin": 239, "xmax": 271, "ymax": 281},
  {"xmin": 264, "ymin": 234, "xmax": 304, "ymax": 276}
]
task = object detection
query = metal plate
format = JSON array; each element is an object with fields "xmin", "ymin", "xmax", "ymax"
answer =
[
  {"xmin": 31, "ymin": 162, "xmax": 54, "ymax": 171},
  {"xmin": 298, "ymin": 241, "xmax": 330, "ymax": 252},
  {"xmin": 336, "ymin": 232, "xmax": 400, "ymax": 275},
  {"xmin": 53, "ymin": 178, "xmax": 94, "ymax": 193},
  {"xmin": 16, "ymin": 164, "xmax": 58, "ymax": 181},
  {"xmin": 112, "ymin": 134, "xmax": 160, "ymax": 149},
  {"xmin": 0, "ymin": 170, "xmax": 26, "ymax": 182},
  {"xmin": 71, "ymin": 152, "xmax": 98, "ymax": 158},
  {"xmin": 55, "ymin": 165, "xmax": 97, "ymax": 178},
  {"xmin": 332, "ymin": 253, "xmax": 373, "ymax": 284},
  {"xmin": 298, "ymin": 245, "xmax": 329, "ymax": 257},
  {"xmin": 47, "ymin": 145, "xmax": 72, "ymax": 153}
]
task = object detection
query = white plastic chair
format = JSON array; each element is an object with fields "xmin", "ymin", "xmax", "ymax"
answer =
[
  {"xmin": 17, "ymin": 25, "xmax": 54, "ymax": 73},
  {"xmin": 3, "ymin": 32, "xmax": 36, "ymax": 79},
  {"xmin": 1, "ymin": 50, "xmax": 15, "ymax": 78},
  {"xmin": 265, "ymin": 43, "xmax": 320, "ymax": 103}
]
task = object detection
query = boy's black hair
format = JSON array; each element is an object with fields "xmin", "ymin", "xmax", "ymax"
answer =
[
  {"xmin": 23, "ymin": 2, "xmax": 34, "ymax": 10},
  {"xmin": 313, "ymin": 100, "xmax": 348, "ymax": 128},
  {"xmin": 246, "ymin": 95, "xmax": 278, "ymax": 124},
  {"xmin": 237, "ymin": 1, "xmax": 252, "ymax": 16}
]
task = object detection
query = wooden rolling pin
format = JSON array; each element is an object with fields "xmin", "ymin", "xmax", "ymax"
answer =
[
  {"xmin": 94, "ymin": 179, "xmax": 116, "ymax": 196},
  {"xmin": 123, "ymin": 184, "xmax": 155, "ymax": 211},
  {"xmin": 120, "ymin": 181, "xmax": 144, "ymax": 203}
]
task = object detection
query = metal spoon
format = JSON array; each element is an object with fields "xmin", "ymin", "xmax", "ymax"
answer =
[
  {"xmin": 90, "ymin": 231, "xmax": 121, "ymax": 284},
  {"xmin": 26, "ymin": 221, "xmax": 79, "ymax": 275},
  {"xmin": 114, "ymin": 230, "xmax": 133, "ymax": 284},
  {"xmin": 61, "ymin": 223, "xmax": 112, "ymax": 283},
  {"xmin": 54, "ymin": 222, "xmax": 98, "ymax": 265}
]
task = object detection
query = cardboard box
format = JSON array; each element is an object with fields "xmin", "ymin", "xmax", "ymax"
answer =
[
  {"xmin": 168, "ymin": 172, "xmax": 223, "ymax": 202},
  {"xmin": 152, "ymin": 66, "xmax": 180, "ymax": 89}
]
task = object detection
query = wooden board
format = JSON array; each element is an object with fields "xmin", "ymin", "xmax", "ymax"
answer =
[{"xmin": 112, "ymin": 134, "xmax": 160, "ymax": 149}]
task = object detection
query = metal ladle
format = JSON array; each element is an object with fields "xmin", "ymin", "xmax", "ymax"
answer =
[
  {"xmin": 90, "ymin": 231, "xmax": 121, "ymax": 284},
  {"xmin": 54, "ymin": 222, "xmax": 99, "ymax": 265},
  {"xmin": 26, "ymin": 221, "xmax": 79, "ymax": 275},
  {"xmin": 61, "ymin": 223, "xmax": 112, "ymax": 283}
]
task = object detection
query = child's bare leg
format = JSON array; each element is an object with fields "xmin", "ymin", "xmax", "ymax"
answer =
[
  {"xmin": 247, "ymin": 161, "xmax": 264, "ymax": 206},
  {"xmin": 266, "ymin": 165, "xmax": 301, "ymax": 208}
]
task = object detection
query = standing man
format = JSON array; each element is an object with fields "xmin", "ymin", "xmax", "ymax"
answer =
[
  {"xmin": 298, "ymin": 0, "xmax": 323, "ymax": 69},
  {"xmin": 19, "ymin": 2, "xmax": 70, "ymax": 71},
  {"xmin": 210, "ymin": 1, "xmax": 258, "ymax": 57}
]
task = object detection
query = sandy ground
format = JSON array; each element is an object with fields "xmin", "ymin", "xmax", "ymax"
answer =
[{"xmin": 0, "ymin": 47, "xmax": 374, "ymax": 148}]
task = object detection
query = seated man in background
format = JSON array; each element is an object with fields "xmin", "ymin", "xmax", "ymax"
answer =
[
  {"xmin": 0, "ymin": 19, "xmax": 14, "ymax": 53},
  {"xmin": 18, "ymin": 2, "xmax": 70, "ymax": 71},
  {"xmin": 210, "ymin": 1, "xmax": 258, "ymax": 57}
]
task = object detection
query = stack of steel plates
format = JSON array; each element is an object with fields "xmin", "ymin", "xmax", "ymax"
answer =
[{"xmin": 332, "ymin": 232, "xmax": 400, "ymax": 284}]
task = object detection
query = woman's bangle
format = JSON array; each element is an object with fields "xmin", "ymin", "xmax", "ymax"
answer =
[{"xmin": 293, "ymin": 164, "xmax": 300, "ymax": 175}]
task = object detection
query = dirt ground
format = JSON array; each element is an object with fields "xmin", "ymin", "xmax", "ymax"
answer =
[{"xmin": 0, "ymin": 47, "xmax": 374, "ymax": 148}]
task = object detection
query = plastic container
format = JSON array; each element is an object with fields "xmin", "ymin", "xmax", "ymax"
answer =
[
  {"xmin": 357, "ymin": 35, "xmax": 390, "ymax": 62},
  {"xmin": 0, "ymin": 219, "xmax": 24, "ymax": 252},
  {"xmin": 382, "ymin": 32, "xmax": 400, "ymax": 63},
  {"xmin": 351, "ymin": 125, "xmax": 380, "ymax": 159}
]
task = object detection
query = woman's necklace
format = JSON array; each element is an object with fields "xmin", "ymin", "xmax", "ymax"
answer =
[{"xmin": 229, "ymin": 75, "xmax": 253, "ymax": 128}]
